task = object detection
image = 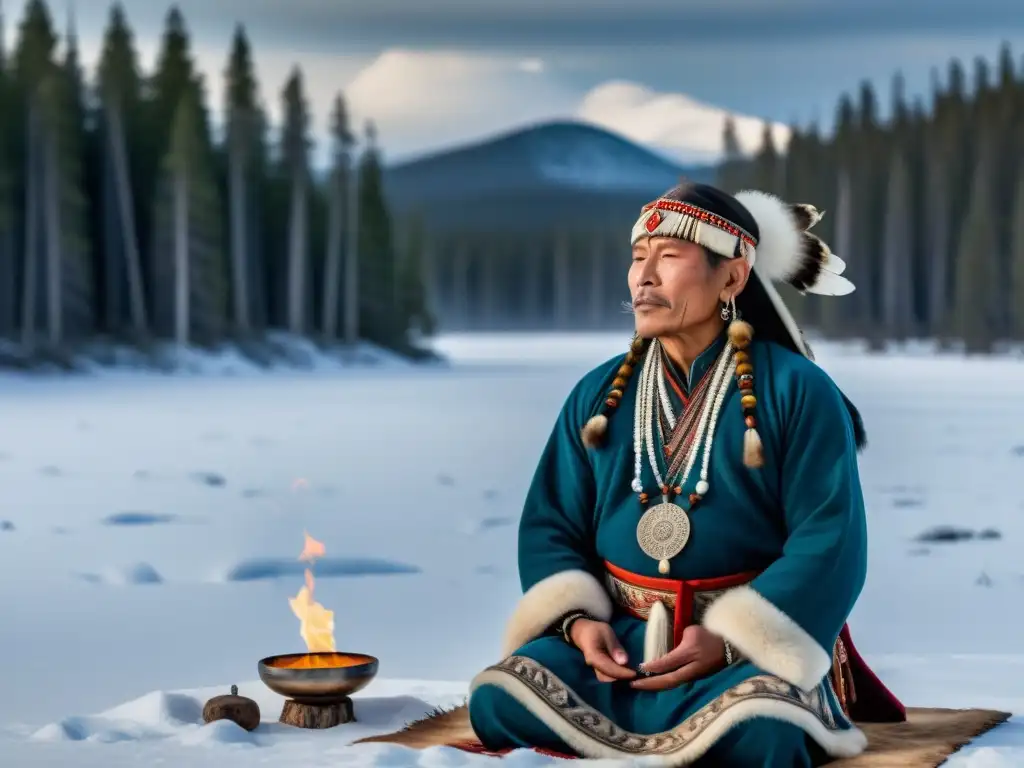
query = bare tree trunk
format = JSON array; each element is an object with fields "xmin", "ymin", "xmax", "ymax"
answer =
[
  {"xmin": 881, "ymin": 152, "xmax": 909, "ymax": 340},
  {"xmin": 286, "ymin": 172, "xmax": 307, "ymax": 333},
  {"xmin": 821, "ymin": 170, "xmax": 853, "ymax": 338},
  {"xmin": 523, "ymin": 239, "xmax": 542, "ymax": 330},
  {"xmin": 228, "ymin": 139, "xmax": 250, "ymax": 332},
  {"xmin": 173, "ymin": 168, "xmax": 189, "ymax": 346},
  {"xmin": 44, "ymin": 126, "xmax": 61, "ymax": 346},
  {"xmin": 589, "ymin": 233, "xmax": 605, "ymax": 328},
  {"xmin": 925, "ymin": 156, "xmax": 950, "ymax": 340},
  {"xmin": 107, "ymin": 103, "xmax": 147, "ymax": 334},
  {"xmin": 21, "ymin": 103, "xmax": 39, "ymax": 345},
  {"xmin": 553, "ymin": 232, "xmax": 571, "ymax": 329},
  {"xmin": 421, "ymin": 233, "xmax": 435, "ymax": 306},
  {"xmin": 321, "ymin": 164, "xmax": 344, "ymax": 338},
  {"xmin": 0, "ymin": 225, "xmax": 15, "ymax": 337},
  {"xmin": 451, "ymin": 240, "xmax": 469, "ymax": 330},
  {"xmin": 481, "ymin": 249, "xmax": 498, "ymax": 330},
  {"xmin": 342, "ymin": 165, "xmax": 359, "ymax": 346}
]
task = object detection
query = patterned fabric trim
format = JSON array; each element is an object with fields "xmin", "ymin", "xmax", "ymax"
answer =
[
  {"xmin": 480, "ymin": 655, "xmax": 851, "ymax": 757},
  {"xmin": 605, "ymin": 570, "xmax": 676, "ymax": 618}
]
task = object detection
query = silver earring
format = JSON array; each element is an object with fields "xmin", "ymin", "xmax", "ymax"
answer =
[
  {"xmin": 720, "ymin": 302, "xmax": 731, "ymax": 321},
  {"xmin": 730, "ymin": 296, "xmax": 738, "ymax": 320}
]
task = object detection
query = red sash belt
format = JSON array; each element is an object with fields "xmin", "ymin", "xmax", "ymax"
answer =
[
  {"xmin": 604, "ymin": 560, "xmax": 758, "ymax": 648},
  {"xmin": 602, "ymin": 560, "xmax": 906, "ymax": 721}
]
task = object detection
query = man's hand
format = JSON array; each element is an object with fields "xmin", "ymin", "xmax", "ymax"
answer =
[
  {"xmin": 570, "ymin": 619, "xmax": 637, "ymax": 682},
  {"xmin": 630, "ymin": 625, "xmax": 726, "ymax": 691}
]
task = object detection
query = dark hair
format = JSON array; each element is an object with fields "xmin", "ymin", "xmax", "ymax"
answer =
[{"xmin": 703, "ymin": 247, "xmax": 728, "ymax": 271}]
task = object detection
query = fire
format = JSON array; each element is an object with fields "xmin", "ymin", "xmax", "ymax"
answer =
[
  {"xmin": 299, "ymin": 531, "xmax": 325, "ymax": 562},
  {"xmin": 288, "ymin": 531, "xmax": 335, "ymax": 653},
  {"xmin": 267, "ymin": 653, "xmax": 365, "ymax": 670}
]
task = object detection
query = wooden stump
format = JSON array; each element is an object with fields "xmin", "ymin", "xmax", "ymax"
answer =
[
  {"xmin": 279, "ymin": 697, "xmax": 354, "ymax": 729},
  {"xmin": 203, "ymin": 685, "xmax": 261, "ymax": 731}
]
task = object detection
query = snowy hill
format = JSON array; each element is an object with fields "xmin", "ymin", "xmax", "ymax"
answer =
[{"xmin": 384, "ymin": 120, "xmax": 715, "ymax": 232}]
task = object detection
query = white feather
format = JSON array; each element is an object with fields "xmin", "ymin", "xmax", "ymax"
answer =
[
  {"xmin": 804, "ymin": 270, "xmax": 855, "ymax": 296},
  {"xmin": 734, "ymin": 190, "xmax": 802, "ymax": 282},
  {"xmin": 823, "ymin": 252, "xmax": 846, "ymax": 275}
]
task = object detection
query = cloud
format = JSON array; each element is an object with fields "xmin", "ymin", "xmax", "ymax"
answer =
[
  {"xmin": 576, "ymin": 81, "xmax": 790, "ymax": 164},
  {"xmin": 339, "ymin": 50, "xmax": 574, "ymax": 160}
]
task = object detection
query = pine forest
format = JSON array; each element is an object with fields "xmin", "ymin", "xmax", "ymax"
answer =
[
  {"xmin": 720, "ymin": 44, "xmax": 1024, "ymax": 352},
  {"xmin": 0, "ymin": 1, "xmax": 434, "ymax": 370},
  {"xmin": 0, "ymin": 0, "xmax": 1020, "ymax": 369}
]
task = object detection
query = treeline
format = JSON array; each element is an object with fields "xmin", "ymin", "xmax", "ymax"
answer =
[
  {"xmin": 0, "ymin": 1, "xmax": 433, "ymax": 367},
  {"xmin": 718, "ymin": 43, "xmax": 1024, "ymax": 351}
]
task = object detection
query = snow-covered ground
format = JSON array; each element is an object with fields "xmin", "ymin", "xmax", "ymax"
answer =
[{"xmin": 0, "ymin": 332, "xmax": 1023, "ymax": 766}]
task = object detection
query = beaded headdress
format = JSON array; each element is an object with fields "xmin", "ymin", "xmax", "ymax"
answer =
[{"xmin": 582, "ymin": 182, "xmax": 866, "ymax": 458}]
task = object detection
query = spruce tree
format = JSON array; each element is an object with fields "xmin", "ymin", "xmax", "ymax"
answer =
[
  {"xmin": 1009, "ymin": 160, "xmax": 1024, "ymax": 340},
  {"xmin": 396, "ymin": 214, "xmax": 435, "ymax": 339},
  {"xmin": 144, "ymin": 7, "xmax": 209, "ymax": 272},
  {"xmin": 715, "ymin": 116, "xmax": 746, "ymax": 192},
  {"xmin": 879, "ymin": 147, "xmax": 914, "ymax": 340},
  {"xmin": 150, "ymin": 85, "xmax": 228, "ymax": 344},
  {"xmin": 819, "ymin": 167, "xmax": 854, "ymax": 336},
  {"xmin": 13, "ymin": 0, "xmax": 58, "ymax": 343},
  {"xmin": 224, "ymin": 24, "xmax": 263, "ymax": 333},
  {"xmin": 922, "ymin": 123, "xmax": 952, "ymax": 338},
  {"xmin": 279, "ymin": 67, "xmax": 312, "ymax": 334},
  {"xmin": 952, "ymin": 143, "xmax": 1000, "ymax": 352},
  {"xmin": 0, "ymin": 7, "xmax": 17, "ymax": 337},
  {"xmin": 321, "ymin": 93, "xmax": 355, "ymax": 339},
  {"xmin": 13, "ymin": 0, "xmax": 56, "ymax": 89},
  {"xmin": 750, "ymin": 121, "xmax": 780, "ymax": 193},
  {"xmin": 357, "ymin": 120, "xmax": 401, "ymax": 346},
  {"xmin": 96, "ymin": 2, "xmax": 147, "ymax": 335},
  {"xmin": 34, "ymin": 7, "xmax": 95, "ymax": 344}
]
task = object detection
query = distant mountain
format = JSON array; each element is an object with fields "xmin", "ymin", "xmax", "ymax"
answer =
[{"xmin": 383, "ymin": 120, "xmax": 716, "ymax": 233}]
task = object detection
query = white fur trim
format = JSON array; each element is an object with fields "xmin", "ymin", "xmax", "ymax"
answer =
[
  {"xmin": 644, "ymin": 600, "xmax": 672, "ymax": 663},
  {"xmin": 501, "ymin": 570, "xmax": 612, "ymax": 657},
  {"xmin": 470, "ymin": 670, "xmax": 866, "ymax": 763},
  {"xmin": 703, "ymin": 585, "xmax": 832, "ymax": 692},
  {"xmin": 734, "ymin": 190, "xmax": 801, "ymax": 281}
]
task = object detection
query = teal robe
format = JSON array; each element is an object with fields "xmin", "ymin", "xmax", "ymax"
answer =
[{"xmin": 468, "ymin": 336, "xmax": 871, "ymax": 766}]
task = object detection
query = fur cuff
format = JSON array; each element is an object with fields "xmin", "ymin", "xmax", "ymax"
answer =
[
  {"xmin": 703, "ymin": 585, "xmax": 831, "ymax": 691},
  {"xmin": 501, "ymin": 570, "xmax": 612, "ymax": 657}
]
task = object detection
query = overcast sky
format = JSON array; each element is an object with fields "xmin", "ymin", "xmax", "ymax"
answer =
[{"xmin": 15, "ymin": 1, "xmax": 1024, "ymax": 161}]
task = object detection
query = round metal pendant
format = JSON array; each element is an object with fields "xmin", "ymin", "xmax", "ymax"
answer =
[{"xmin": 636, "ymin": 502, "xmax": 691, "ymax": 563}]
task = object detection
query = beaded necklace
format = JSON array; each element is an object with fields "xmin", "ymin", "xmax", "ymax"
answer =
[{"xmin": 632, "ymin": 338, "xmax": 736, "ymax": 573}]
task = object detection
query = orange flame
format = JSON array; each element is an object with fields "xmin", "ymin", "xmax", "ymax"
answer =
[
  {"xmin": 288, "ymin": 532, "xmax": 335, "ymax": 652},
  {"xmin": 299, "ymin": 531, "xmax": 326, "ymax": 562}
]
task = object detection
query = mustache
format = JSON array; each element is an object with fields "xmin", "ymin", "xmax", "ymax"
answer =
[
  {"xmin": 622, "ymin": 297, "xmax": 688, "ymax": 321},
  {"xmin": 631, "ymin": 293, "xmax": 671, "ymax": 309}
]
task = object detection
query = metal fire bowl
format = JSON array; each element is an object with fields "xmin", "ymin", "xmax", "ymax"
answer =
[{"xmin": 258, "ymin": 652, "xmax": 379, "ymax": 705}]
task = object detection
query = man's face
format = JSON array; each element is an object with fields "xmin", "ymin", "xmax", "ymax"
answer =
[{"xmin": 628, "ymin": 237, "xmax": 743, "ymax": 338}]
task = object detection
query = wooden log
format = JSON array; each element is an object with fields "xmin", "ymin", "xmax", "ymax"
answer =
[
  {"xmin": 203, "ymin": 685, "xmax": 261, "ymax": 731},
  {"xmin": 279, "ymin": 697, "xmax": 354, "ymax": 729}
]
